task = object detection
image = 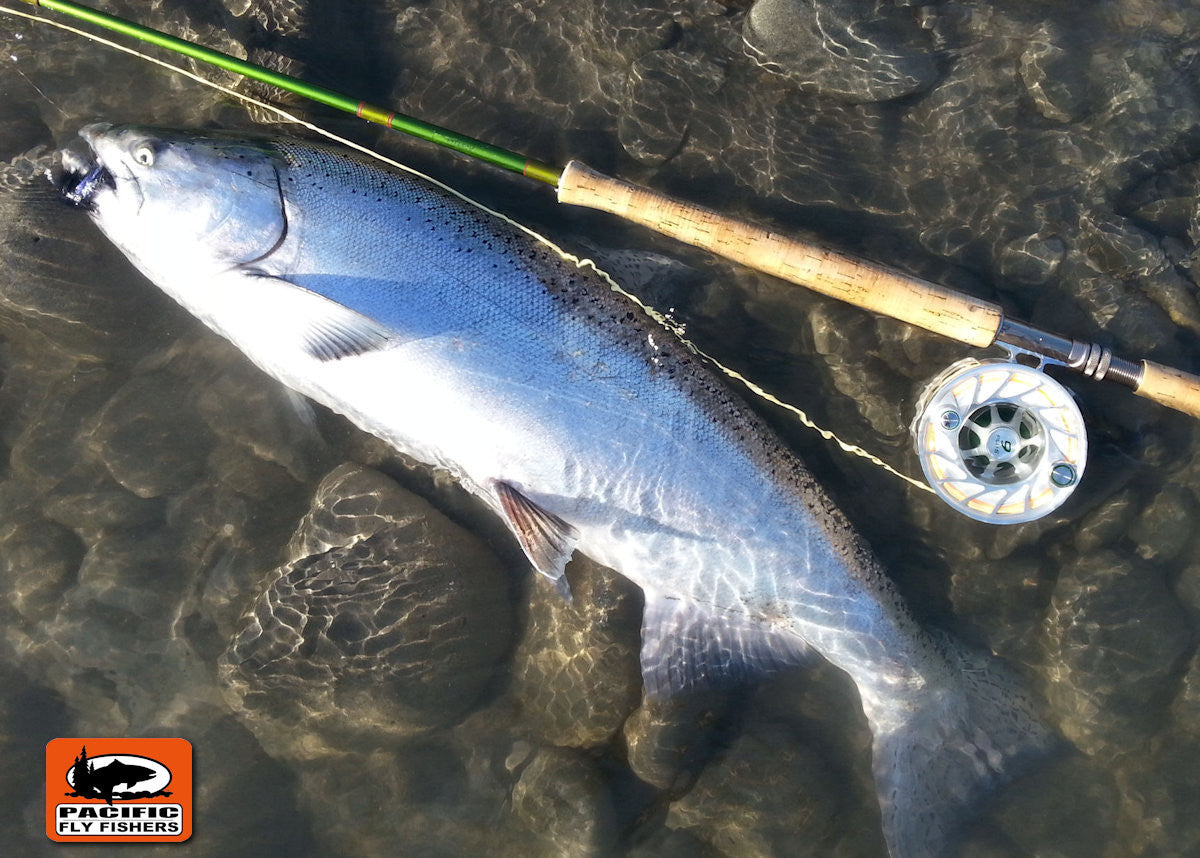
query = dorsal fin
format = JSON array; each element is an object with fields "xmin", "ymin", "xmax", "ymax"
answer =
[
  {"xmin": 640, "ymin": 591, "xmax": 813, "ymax": 699},
  {"xmin": 494, "ymin": 481, "xmax": 579, "ymax": 601}
]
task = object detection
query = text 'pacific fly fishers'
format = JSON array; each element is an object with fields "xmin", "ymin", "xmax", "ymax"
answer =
[{"xmin": 59, "ymin": 124, "xmax": 1051, "ymax": 858}]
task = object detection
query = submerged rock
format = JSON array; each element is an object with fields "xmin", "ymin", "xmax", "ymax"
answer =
[
  {"xmin": 1042, "ymin": 551, "xmax": 1190, "ymax": 755},
  {"xmin": 0, "ymin": 191, "xmax": 177, "ymax": 362},
  {"xmin": 186, "ymin": 714, "xmax": 315, "ymax": 858},
  {"xmin": 220, "ymin": 465, "xmax": 514, "ymax": 752},
  {"xmin": 196, "ymin": 364, "xmax": 325, "ymax": 485},
  {"xmin": 664, "ymin": 717, "xmax": 878, "ymax": 856},
  {"xmin": 1172, "ymin": 647, "xmax": 1200, "ymax": 736},
  {"xmin": 1078, "ymin": 213, "xmax": 1169, "ymax": 280},
  {"xmin": 283, "ymin": 741, "xmax": 531, "ymax": 858},
  {"xmin": 1119, "ymin": 159, "xmax": 1200, "ymax": 239},
  {"xmin": 7, "ymin": 363, "xmax": 120, "ymax": 491},
  {"xmin": 997, "ymin": 233, "xmax": 1067, "ymax": 286},
  {"xmin": 286, "ymin": 462, "xmax": 425, "ymax": 559},
  {"xmin": 1073, "ymin": 490, "xmax": 1139, "ymax": 554},
  {"xmin": 743, "ymin": 0, "xmax": 938, "ymax": 102},
  {"xmin": 0, "ymin": 507, "xmax": 82, "ymax": 624},
  {"xmin": 1017, "ymin": 24, "xmax": 1095, "ymax": 124},
  {"xmin": 1127, "ymin": 484, "xmax": 1196, "ymax": 563},
  {"xmin": 619, "ymin": 50, "xmax": 724, "ymax": 165},
  {"xmin": 623, "ymin": 692, "xmax": 734, "ymax": 794},
  {"xmin": 511, "ymin": 747, "xmax": 618, "ymax": 855},
  {"xmin": 87, "ymin": 371, "xmax": 216, "ymax": 499},
  {"xmin": 43, "ymin": 487, "xmax": 163, "ymax": 540},
  {"xmin": 509, "ymin": 557, "xmax": 643, "ymax": 748},
  {"xmin": 980, "ymin": 753, "xmax": 1120, "ymax": 858}
]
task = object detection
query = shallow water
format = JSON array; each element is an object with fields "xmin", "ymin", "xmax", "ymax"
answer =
[{"xmin": 1, "ymin": 1, "xmax": 1198, "ymax": 855}]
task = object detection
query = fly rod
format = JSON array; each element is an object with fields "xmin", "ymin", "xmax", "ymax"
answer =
[{"xmin": 13, "ymin": 0, "xmax": 1200, "ymax": 422}]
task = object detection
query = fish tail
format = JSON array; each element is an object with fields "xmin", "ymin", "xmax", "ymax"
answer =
[{"xmin": 868, "ymin": 638, "xmax": 1054, "ymax": 858}]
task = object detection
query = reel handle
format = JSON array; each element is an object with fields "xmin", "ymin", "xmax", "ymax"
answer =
[
  {"xmin": 558, "ymin": 161, "xmax": 1003, "ymax": 348},
  {"xmin": 1137, "ymin": 360, "xmax": 1200, "ymax": 420}
]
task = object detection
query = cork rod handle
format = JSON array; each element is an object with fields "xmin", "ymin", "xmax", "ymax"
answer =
[
  {"xmin": 557, "ymin": 161, "xmax": 1004, "ymax": 349},
  {"xmin": 1136, "ymin": 360, "xmax": 1200, "ymax": 420},
  {"xmin": 559, "ymin": 162, "xmax": 1200, "ymax": 423}
]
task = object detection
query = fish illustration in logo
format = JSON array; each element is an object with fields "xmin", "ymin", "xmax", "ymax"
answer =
[{"xmin": 65, "ymin": 747, "xmax": 172, "ymax": 805}]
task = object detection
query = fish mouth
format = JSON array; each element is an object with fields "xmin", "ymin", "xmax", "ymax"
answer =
[
  {"xmin": 57, "ymin": 123, "xmax": 115, "ymax": 211},
  {"xmin": 58, "ymin": 159, "xmax": 114, "ymax": 211}
]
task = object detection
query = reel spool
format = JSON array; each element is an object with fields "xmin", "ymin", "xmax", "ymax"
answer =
[{"xmin": 912, "ymin": 359, "xmax": 1087, "ymax": 524}]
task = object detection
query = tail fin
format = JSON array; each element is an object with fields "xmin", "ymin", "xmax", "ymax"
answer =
[{"xmin": 869, "ymin": 639, "xmax": 1054, "ymax": 858}]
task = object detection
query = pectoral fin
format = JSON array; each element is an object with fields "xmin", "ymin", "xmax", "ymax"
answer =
[
  {"xmin": 494, "ymin": 481, "xmax": 579, "ymax": 601},
  {"xmin": 639, "ymin": 591, "xmax": 813, "ymax": 699},
  {"xmin": 299, "ymin": 308, "xmax": 393, "ymax": 361},
  {"xmin": 242, "ymin": 273, "xmax": 393, "ymax": 361}
]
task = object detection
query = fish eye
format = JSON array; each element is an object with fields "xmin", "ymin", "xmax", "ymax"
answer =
[{"xmin": 131, "ymin": 141, "xmax": 158, "ymax": 167}]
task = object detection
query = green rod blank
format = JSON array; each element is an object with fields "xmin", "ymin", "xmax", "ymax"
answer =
[{"xmin": 19, "ymin": 0, "xmax": 563, "ymax": 185}]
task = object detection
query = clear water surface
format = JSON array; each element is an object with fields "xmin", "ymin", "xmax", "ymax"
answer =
[{"xmin": 0, "ymin": 1, "xmax": 1198, "ymax": 856}]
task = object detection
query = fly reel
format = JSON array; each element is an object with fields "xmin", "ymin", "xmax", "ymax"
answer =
[{"xmin": 912, "ymin": 359, "xmax": 1087, "ymax": 524}]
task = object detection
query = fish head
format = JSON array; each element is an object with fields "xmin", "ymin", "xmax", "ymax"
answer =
[{"xmin": 59, "ymin": 123, "xmax": 287, "ymax": 277}]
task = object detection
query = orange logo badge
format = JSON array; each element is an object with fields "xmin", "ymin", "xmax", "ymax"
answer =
[{"xmin": 46, "ymin": 738, "xmax": 192, "ymax": 842}]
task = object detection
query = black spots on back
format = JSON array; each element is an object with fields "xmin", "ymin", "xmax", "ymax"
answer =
[{"xmin": 273, "ymin": 137, "xmax": 900, "ymax": 587}]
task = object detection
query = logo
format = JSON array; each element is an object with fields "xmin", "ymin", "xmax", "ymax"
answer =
[{"xmin": 46, "ymin": 738, "xmax": 192, "ymax": 842}]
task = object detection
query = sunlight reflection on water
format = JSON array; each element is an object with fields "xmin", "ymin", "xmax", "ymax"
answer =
[{"xmin": 0, "ymin": 1, "xmax": 1198, "ymax": 856}]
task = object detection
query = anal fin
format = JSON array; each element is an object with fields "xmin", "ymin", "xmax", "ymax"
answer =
[
  {"xmin": 640, "ymin": 592, "xmax": 813, "ymax": 699},
  {"xmin": 494, "ymin": 481, "xmax": 579, "ymax": 601}
]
